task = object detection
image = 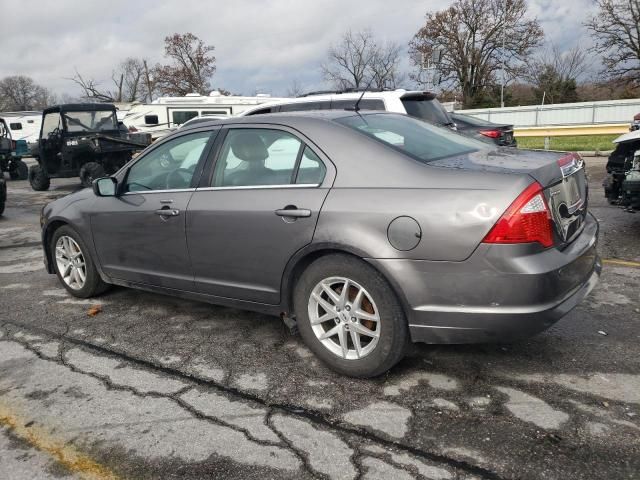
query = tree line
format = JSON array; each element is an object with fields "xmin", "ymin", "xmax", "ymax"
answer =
[{"xmin": 0, "ymin": 0, "xmax": 638, "ymax": 111}]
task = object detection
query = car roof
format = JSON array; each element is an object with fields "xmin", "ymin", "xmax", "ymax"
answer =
[
  {"xmin": 240, "ymin": 90, "xmax": 437, "ymax": 114},
  {"xmin": 178, "ymin": 109, "xmax": 383, "ymax": 131},
  {"xmin": 43, "ymin": 103, "xmax": 117, "ymax": 114}
]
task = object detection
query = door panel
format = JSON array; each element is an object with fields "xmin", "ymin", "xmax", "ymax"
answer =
[
  {"xmin": 90, "ymin": 130, "xmax": 216, "ymax": 290},
  {"xmin": 186, "ymin": 187, "xmax": 329, "ymax": 303},
  {"xmin": 91, "ymin": 192, "xmax": 195, "ymax": 290}
]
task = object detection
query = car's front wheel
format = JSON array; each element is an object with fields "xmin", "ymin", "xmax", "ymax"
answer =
[
  {"xmin": 294, "ymin": 254, "xmax": 408, "ymax": 378},
  {"xmin": 51, "ymin": 225, "xmax": 109, "ymax": 298}
]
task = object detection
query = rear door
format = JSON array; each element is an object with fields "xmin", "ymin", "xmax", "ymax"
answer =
[
  {"xmin": 91, "ymin": 129, "xmax": 217, "ymax": 290},
  {"xmin": 186, "ymin": 125, "xmax": 334, "ymax": 304}
]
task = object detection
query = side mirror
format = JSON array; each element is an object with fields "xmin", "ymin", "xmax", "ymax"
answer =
[{"xmin": 93, "ymin": 177, "xmax": 117, "ymax": 197}]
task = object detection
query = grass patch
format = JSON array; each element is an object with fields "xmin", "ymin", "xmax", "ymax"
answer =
[{"xmin": 515, "ymin": 134, "xmax": 618, "ymax": 152}]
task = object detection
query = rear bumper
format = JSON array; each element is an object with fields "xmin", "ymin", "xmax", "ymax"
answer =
[{"xmin": 368, "ymin": 212, "xmax": 601, "ymax": 344}]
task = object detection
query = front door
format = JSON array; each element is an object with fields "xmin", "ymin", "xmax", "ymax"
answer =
[
  {"xmin": 91, "ymin": 130, "xmax": 216, "ymax": 290},
  {"xmin": 187, "ymin": 127, "xmax": 333, "ymax": 304}
]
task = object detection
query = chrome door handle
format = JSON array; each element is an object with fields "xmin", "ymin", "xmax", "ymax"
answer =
[
  {"xmin": 155, "ymin": 208, "xmax": 180, "ymax": 216},
  {"xmin": 275, "ymin": 208, "xmax": 311, "ymax": 218}
]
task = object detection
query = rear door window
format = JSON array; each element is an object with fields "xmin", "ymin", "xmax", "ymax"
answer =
[
  {"xmin": 331, "ymin": 99, "xmax": 385, "ymax": 111},
  {"xmin": 212, "ymin": 128, "xmax": 326, "ymax": 187},
  {"xmin": 279, "ymin": 101, "xmax": 331, "ymax": 112}
]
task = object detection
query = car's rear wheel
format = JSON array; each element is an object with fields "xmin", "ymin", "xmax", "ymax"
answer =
[
  {"xmin": 51, "ymin": 225, "xmax": 109, "ymax": 298},
  {"xmin": 294, "ymin": 254, "xmax": 408, "ymax": 378},
  {"xmin": 29, "ymin": 164, "xmax": 50, "ymax": 191},
  {"xmin": 79, "ymin": 162, "xmax": 105, "ymax": 188}
]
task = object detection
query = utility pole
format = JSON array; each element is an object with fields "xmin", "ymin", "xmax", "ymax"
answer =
[
  {"xmin": 143, "ymin": 60, "xmax": 153, "ymax": 103},
  {"xmin": 500, "ymin": 0, "xmax": 506, "ymax": 108}
]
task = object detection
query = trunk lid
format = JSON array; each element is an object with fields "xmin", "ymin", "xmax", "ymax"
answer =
[{"xmin": 430, "ymin": 148, "xmax": 588, "ymax": 246}]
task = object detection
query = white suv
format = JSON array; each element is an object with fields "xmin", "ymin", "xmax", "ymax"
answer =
[{"xmin": 239, "ymin": 89, "xmax": 456, "ymax": 129}]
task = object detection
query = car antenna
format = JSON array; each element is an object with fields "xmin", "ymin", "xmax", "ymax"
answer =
[{"xmin": 347, "ymin": 77, "xmax": 375, "ymax": 112}]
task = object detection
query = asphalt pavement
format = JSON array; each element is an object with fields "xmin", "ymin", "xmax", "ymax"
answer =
[{"xmin": 0, "ymin": 157, "xmax": 638, "ymax": 480}]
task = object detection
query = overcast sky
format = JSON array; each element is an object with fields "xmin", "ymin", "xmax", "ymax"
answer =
[{"xmin": 1, "ymin": 0, "xmax": 598, "ymax": 98}]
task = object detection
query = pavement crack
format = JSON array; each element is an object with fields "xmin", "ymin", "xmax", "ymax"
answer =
[
  {"xmin": 3, "ymin": 321, "xmax": 508, "ymax": 480},
  {"xmin": 265, "ymin": 409, "xmax": 326, "ymax": 480}
]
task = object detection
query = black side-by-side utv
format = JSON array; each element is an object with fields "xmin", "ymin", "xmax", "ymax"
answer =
[{"xmin": 29, "ymin": 104, "xmax": 151, "ymax": 190}]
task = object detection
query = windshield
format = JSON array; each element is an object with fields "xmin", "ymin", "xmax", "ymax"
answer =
[
  {"xmin": 63, "ymin": 110, "xmax": 117, "ymax": 133},
  {"xmin": 401, "ymin": 96, "xmax": 453, "ymax": 126},
  {"xmin": 335, "ymin": 113, "xmax": 487, "ymax": 163}
]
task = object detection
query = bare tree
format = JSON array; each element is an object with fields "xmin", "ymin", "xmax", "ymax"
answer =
[
  {"xmin": 68, "ymin": 69, "xmax": 114, "ymax": 102},
  {"xmin": 369, "ymin": 41, "xmax": 404, "ymax": 89},
  {"xmin": 586, "ymin": 0, "xmax": 640, "ymax": 87},
  {"xmin": 526, "ymin": 44, "xmax": 588, "ymax": 103},
  {"xmin": 322, "ymin": 29, "xmax": 402, "ymax": 90},
  {"xmin": 153, "ymin": 33, "xmax": 216, "ymax": 96},
  {"xmin": 0, "ymin": 75, "xmax": 56, "ymax": 110},
  {"xmin": 409, "ymin": 0, "xmax": 543, "ymax": 107},
  {"xmin": 286, "ymin": 79, "xmax": 305, "ymax": 97},
  {"xmin": 69, "ymin": 58, "xmax": 149, "ymax": 103}
]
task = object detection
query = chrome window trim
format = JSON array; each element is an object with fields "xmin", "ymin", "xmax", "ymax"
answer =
[
  {"xmin": 123, "ymin": 188, "xmax": 196, "ymax": 195},
  {"xmin": 195, "ymin": 184, "xmax": 320, "ymax": 192}
]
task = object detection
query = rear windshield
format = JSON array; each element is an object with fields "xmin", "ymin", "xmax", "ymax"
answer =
[
  {"xmin": 401, "ymin": 96, "xmax": 452, "ymax": 126},
  {"xmin": 335, "ymin": 113, "xmax": 486, "ymax": 163},
  {"xmin": 63, "ymin": 110, "xmax": 118, "ymax": 133}
]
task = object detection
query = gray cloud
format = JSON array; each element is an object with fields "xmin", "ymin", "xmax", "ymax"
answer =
[{"xmin": 0, "ymin": 0, "xmax": 597, "ymax": 97}]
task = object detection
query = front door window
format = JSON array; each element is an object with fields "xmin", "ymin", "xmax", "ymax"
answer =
[{"xmin": 125, "ymin": 131, "xmax": 212, "ymax": 192}]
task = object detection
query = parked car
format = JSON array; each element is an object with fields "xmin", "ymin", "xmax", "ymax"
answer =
[
  {"xmin": 29, "ymin": 104, "xmax": 152, "ymax": 191},
  {"xmin": 451, "ymin": 112, "xmax": 517, "ymax": 147},
  {"xmin": 41, "ymin": 111, "xmax": 600, "ymax": 377},
  {"xmin": 240, "ymin": 89, "xmax": 457, "ymax": 129}
]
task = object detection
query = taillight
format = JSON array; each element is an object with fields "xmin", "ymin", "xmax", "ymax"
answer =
[
  {"xmin": 479, "ymin": 129, "xmax": 501, "ymax": 139},
  {"xmin": 128, "ymin": 126, "xmax": 138, "ymax": 132},
  {"xmin": 482, "ymin": 182, "xmax": 554, "ymax": 248}
]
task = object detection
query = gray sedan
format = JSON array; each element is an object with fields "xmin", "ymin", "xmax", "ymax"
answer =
[{"xmin": 41, "ymin": 111, "xmax": 601, "ymax": 377}]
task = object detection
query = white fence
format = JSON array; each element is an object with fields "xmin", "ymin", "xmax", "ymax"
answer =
[{"xmin": 450, "ymin": 98, "xmax": 640, "ymax": 127}]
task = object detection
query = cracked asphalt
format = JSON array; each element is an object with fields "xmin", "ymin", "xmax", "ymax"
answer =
[{"xmin": 0, "ymin": 157, "xmax": 639, "ymax": 480}]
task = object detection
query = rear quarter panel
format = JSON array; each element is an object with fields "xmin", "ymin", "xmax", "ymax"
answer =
[{"xmin": 315, "ymin": 168, "xmax": 531, "ymax": 261}]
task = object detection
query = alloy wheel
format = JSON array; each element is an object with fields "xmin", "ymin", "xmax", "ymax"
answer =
[
  {"xmin": 308, "ymin": 276, "xmax": 381, "ymax": 360},
  {"xmin": 55, "ymin": 236, "xmax": 87, "ymax": 290}
]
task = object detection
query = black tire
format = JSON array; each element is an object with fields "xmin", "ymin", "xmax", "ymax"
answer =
[
  {"xmin": 293, "ymin": 254, "xmax": 409, "ymax": 378},
  {"xmin": 50, "ymin": 225, "xmax": 110, "ymax": 298},
  {"xmin": 0, "ymin": 180, "xmax": 6, "ymax": 216},
  {"xmin": 29, "ymin": 164, "xmax": 50, "ymax": 191},
  {"xmin": 9, "ymin": 159, "xmax": 28, "ymax": 180},
  {"xmin": 79, "ymin": 162, "xmax": 105, "ymax": 188}
]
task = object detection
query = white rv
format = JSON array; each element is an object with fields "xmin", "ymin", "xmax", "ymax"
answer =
[
  {"xmin": 122, "ymin": 92, "xmax": 288, "ymax": 139},
  {"xmin": 0, "ymin": 111, "xmax": 42, "ymax": 145}
]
